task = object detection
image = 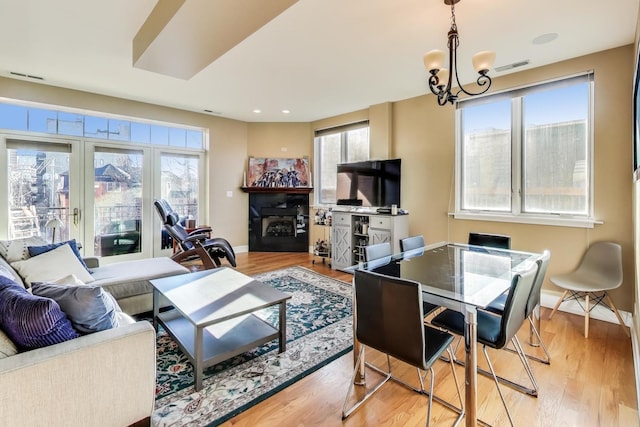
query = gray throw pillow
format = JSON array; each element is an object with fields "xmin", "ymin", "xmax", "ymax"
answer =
[{"xmin": 31, "ymin": 282, "xmax": 120, "ymax": 334}]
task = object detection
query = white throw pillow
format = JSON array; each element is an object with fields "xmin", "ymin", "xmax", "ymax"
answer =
[
  {"xmin": 0, "ymin": 236, "xmax": 48, "ymax": 263},
  {"xmin": 52, "ymin": 274, "xmax": 86, "ymax": 287},
  {"xmin": 11, "ymin": 244, "xmax": 95, "ymax": 287}
]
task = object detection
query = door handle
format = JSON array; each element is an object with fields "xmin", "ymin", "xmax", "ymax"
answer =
[{"xmin": 73, "ymin": 208, "xmax": 81, "ymax": 226}]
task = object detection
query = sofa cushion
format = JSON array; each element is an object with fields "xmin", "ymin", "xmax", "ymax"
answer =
[
  {"xmin": 11, "ymin": 243, "xmax": 95, "ymax": 287},
  {"xmin": 0, "ymin": 236, "xmax": 48, "ymax": 263},
  {"xmin": 90, "ymin": 257, "xmax": 188, "ymax": 300},
  {"xmin": 28, "ymin": 239, "xmax": 90, "ymax": 272},
  {"xmin": 31, "ymin": 281, "xmax": 120, "ymax": 334},
  {"xmin": 0, "ymin": 255, "xmax": 25, "ymax": 288},
  {"xmin": 0, "ymin": 328, "xmax": 17, "ymax": 359},
  {"xmin": 0, "ymin": 277, "xmax": 79, "ymax": 350}
]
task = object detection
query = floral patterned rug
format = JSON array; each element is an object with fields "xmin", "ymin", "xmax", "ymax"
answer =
[{"xmin": 151, "ymin": 266, "xmax": 353, "ymax": 427}]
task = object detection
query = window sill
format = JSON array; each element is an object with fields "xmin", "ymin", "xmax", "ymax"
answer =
[{"xmin": 450, "ymin": 212, "xmax": 603, "ymax": 228}]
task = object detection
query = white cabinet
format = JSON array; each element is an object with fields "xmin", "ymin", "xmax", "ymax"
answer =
[
  {"xmin": 330, "ymin": 213, "xmax": 352, "ymax": 269},
  {"xmin": 330, "ymin": 211, "xmax": 409, "ymax": 270}
]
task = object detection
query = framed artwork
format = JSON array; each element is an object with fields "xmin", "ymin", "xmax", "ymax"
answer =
[{"xmin": 247, "ymin": 157, "xmax": 311, "ymax": 188}]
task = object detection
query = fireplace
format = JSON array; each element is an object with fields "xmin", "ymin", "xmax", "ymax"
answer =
[{"xmin": 247, "ymin": 191, "xmax": 309, "ymax": 252}]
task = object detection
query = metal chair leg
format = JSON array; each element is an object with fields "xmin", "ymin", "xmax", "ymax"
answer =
[
  {"xmin": 482, "ymin": 346, "xmax": 515, "ymax": 427},
  {"xmin": 503, "ymin": 315, "xmax": 551, "ymax": 365},
  {"xmin": 342, "ymin": 346, "xmax": 392, "ymax": 419}
]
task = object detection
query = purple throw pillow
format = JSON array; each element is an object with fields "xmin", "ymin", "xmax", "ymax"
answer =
[{"xmin": 0, "ymin": 280, "xmax": 79, "ymax": 350}]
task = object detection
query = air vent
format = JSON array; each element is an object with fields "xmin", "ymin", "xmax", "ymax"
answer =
[
  {"xmin": 203, "ymin": 109, "xmax": 222, "ymax": 115},
  {"xmin": 495, "ymin": 60, "xmax": 530, "ymax": 72},
  {"xmin": 9, "ymin": 71, "xmax": 44, "ymax": 80}
]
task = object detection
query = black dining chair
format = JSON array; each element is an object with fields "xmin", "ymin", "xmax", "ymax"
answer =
[
  {"xmin": 364, "ymin": 242, "xmax": 392, "ymax": 262},
  {"xmin": 468, "ymin": 232, "xmax": 511, "ymax": 249},
  {"xmin": 400, "ymin": 235, "xmax": 425, "ymax": 252},
  {"xmin": 484, "ymin": 250, "xmax": 551, "ymax": 364},
  {"xmin": 399, "ymin": 235, "xmax": 439, "ymax": 318},
  {"xmin": 342, "ymin": 269, "xmax": 463, "ymax": 426},
  {"xmin": 431, "ymin": 265, "xmax": 539, "ymax": 426}
]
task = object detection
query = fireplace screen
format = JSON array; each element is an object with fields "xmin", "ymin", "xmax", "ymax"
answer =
[{"xmin": 262, "ymin": 216, "xmax": 296, "ymax": 237}]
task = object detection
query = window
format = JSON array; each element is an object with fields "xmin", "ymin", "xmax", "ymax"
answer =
[
  {"xmin": 0, "ymin": 100, "xmax": 204, "ymax": 148},
  {"xmin": 314, "ymin": 121, "xmax": 369, "ymax": 205},
  {"xmin": 456, "ymin": 73, "xmax": 593, "ymax": 226}
]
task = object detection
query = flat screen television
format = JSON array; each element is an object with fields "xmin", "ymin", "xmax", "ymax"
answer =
[{"xmin": 336, "ymin": 159, "xmax": 401, "ymax": 208}]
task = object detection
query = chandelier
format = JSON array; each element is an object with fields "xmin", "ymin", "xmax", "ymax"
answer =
[{"xmin": 423, "ymin": 0, "xmax": 495, "ymax": 105}]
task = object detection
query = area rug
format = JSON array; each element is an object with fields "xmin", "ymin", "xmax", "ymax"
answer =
[{"xmin": 151, "ymin": 266, "xmax": 353, "ymax": 427}]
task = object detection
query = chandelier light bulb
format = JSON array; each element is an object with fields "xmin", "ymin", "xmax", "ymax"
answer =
[
  {"xmin": 436, "ymin": 69, "xmax": 450, "ymax": 88},
  {"xmin": 423, "ymin": 50, "xmax": 445, "ymax": 73},
  {"xmin": 472, "ymin": 51, "xmax": 496, "ymax": 74}
]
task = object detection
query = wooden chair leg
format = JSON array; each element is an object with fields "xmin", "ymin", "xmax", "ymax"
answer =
[
  {"xmin": 584, "ymin": 293, "xmax": 590, "ymax": 338},
  {"xmin": 548, "ymin": 290, "xmax": 569, "ymax": 319},
  {"xmin": 605, "ymin": 293, "xmax": 631, "ymax": 338}
]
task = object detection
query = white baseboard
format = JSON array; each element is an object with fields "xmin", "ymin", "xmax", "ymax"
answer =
[
  {"xmin": 540, "ymin": 289, "xmax": 632, "ymax": 327},
  {"xmin": 233, "ymin": 245, "xmax": 249, "ymax": 254}
]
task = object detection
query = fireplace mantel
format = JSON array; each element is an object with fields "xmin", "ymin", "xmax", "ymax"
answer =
[{"xmin": 241, "ymin": 186, "xmax": 312, "ymax": 194}]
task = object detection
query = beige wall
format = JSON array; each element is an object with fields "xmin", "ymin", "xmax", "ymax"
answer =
[
  {"xmin": 309, "ymin": 45, "xmax": 635, "ymax": 312},
  {"xmin": 393, "ymin": 45, "xmax": 635, "ymax": 311},
  {"xmin": 0, "ymin": 76, "xmax": 250, "ymax": 247},
  {"xmin": 632, "ymin": 13, "xmax": 640, "ymax": 345},
  {"xmin": 0, "ymin": 45, "xmax": 636, "ymax": 313}
]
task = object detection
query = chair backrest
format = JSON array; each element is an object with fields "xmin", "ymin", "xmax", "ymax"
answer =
[
  {"xmin": 153, "ymin": 199, "xmax": 191, "ymax": 250},
  {"xmin": 365, "ymin": 242, "xmax": 392, "ymax": 262},
  {"xmin": 468, "ymin": 232, "xmax": 511, "ymax": 250},
  {"xmin": 525, "ymin": 250, "xmax": 550, "ymax": 317},
  {"xmin": 496, "ymin": 265, "xmax": 538, "ymax": 349},
  {"xmin": 154, "ymin": 199, "xmax": 172, "ymax": 224},
  {"xmin": 574, "ymin": 241, "xmax": 623, "ymax": 290},
  {"xmin": 400, "ymin": 235, "xmax": 425, "ymax": 252},
  {"xmin": 354, "ymin": 269, "xmax": 426, "ymax": 369}
]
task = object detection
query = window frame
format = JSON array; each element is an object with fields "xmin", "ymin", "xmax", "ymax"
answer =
[
  {"xmin": 454, "ymin": 73, "xmax": 597, "ymax": 228},
  {"xmin": 314, "ymin": 121, "xmax": 370, "ymax": 206}
]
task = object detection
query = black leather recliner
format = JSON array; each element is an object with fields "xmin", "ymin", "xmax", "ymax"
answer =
[{"xmin": 153, "ymin": 199, "xmax": 236, "ymax": 269}]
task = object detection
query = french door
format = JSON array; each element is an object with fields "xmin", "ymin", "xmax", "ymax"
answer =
[
  {"xmin": 4, "ymin": 136, "xmax": 81, "ymax": 244},
  {"xmin": 86, "ymin": 144, "xmax": 148, "ymax": 259},
  {"xmin": 2, "ymin": 134, "xmax": 205, "ymax": 262}
]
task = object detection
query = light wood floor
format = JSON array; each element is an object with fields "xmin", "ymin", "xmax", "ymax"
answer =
[{"xmin": 206, "ymin": 252, "xmax": 638, "ymax": 427}]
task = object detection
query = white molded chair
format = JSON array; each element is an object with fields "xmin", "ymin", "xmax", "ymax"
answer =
[{"xmin": 548, "ymin": 242, "xmax": 629, "ymax": 338}]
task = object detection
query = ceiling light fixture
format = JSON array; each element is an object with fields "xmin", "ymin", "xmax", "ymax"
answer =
[
  {"xmin": 423, "ymin": 0, "xmax": 495, "ymax": 105},
  {"xmin": 253, "ymin": 109, "xmax": 261, "ymax": 114}
]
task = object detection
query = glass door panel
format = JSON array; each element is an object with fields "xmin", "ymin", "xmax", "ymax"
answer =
[
  {"xmin": 7, "ymin": 140, "xmax": 75, "ymax": 243},
  {"xmin": 92, "ymin": 148, "xmax": 143, "ymax": 257},
  {"xmin": 158, "ymin": 153, "xmax": 200, "ymax": 252}
]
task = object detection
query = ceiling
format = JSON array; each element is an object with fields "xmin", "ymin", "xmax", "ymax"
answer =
[{"xmin": 0, "ymin": 0, "xmax": 638, "ymax": 123}]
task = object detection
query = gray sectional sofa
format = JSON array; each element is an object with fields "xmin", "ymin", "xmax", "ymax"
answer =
[{"xmin": 0, "ymin": 237, "xmax": 190, "ymax": 426}]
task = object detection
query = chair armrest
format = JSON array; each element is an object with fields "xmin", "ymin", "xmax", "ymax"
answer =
[
  {"xmin": 0, "ymin": 321, "xmax": 156, "ymax": 426},
  {"xmin": 83, "ymin": 256, "xmax": 101, "ymax": 268},
  {"xmin": 184, "ymin": 233, "xmax": 210, "ymax": 243},
  {"xmin": 188, "ymin": 226, "xmax": 212, "ymax": 235}
]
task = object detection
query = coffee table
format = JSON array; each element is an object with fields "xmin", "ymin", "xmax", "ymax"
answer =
[{"xmin": 150, "ymin": 267, "xmax": 291, "ymax": 391}]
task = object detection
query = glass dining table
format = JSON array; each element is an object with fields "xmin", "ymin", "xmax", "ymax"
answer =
[{"xmin": 347, "ymin": 241, "xmax": 541, "ymax": 427}]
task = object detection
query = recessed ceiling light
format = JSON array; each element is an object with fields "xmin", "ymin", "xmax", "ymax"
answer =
[
  {"xmin": 282, "ymin": 110, "xmax": 291, "ymax": 114},
  {"xmin": 532, "ymin": 33, "xmax": 559, "ymax": 45},
  {"xmin": 253, "ymin": 109, "xmax": 262, "ymax": 114}
]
